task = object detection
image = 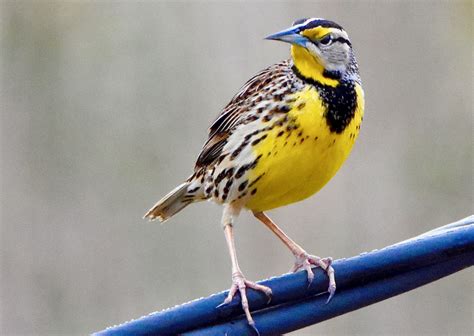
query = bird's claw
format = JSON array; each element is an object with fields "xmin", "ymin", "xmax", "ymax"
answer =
[
  {"xmin": 249, "ymin": 320, "xmax": 261, "ymax": 336},
  {"xmin": 326, "ymin": 283, "xmax": 337, "ymax": 304},
  {"xmin": 217, "ymin": 271, "xmax": 272, "ymax": 330},
  {"xmin": 291, "ymin": 253, "xmax": 336, "ymax": 301},
  {"xmin": 215, "ymin": 301, "xmax": 229, "ymax": 309}
]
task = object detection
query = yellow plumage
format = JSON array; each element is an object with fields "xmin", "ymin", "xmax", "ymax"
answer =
[{"xmin": 247, "ymin": 82, "xmax": 364, "ymax": 211}]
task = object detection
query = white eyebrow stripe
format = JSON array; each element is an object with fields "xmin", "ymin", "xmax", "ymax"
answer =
[
  {"xmin": 303, "ymin": 18, "xmax": 324, "ymax": 27},
  {"xmin": 292, "ymin": 18, "xmax": 320, "ymax": 30}
]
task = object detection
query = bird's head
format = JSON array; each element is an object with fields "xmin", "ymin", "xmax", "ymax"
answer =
[{"xmin": 266, "ymin": 18, "xmax": 357, "ymax": 82}]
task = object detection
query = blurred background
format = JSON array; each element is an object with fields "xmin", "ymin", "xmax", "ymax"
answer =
[{"xmin": 1, "ymin": 1, "xmax": 472, "ymax": 335}]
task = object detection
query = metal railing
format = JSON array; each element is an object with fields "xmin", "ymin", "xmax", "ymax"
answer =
[{"xmin": 94, "ymin": 215, "xmax": 474, "ymax": 336}]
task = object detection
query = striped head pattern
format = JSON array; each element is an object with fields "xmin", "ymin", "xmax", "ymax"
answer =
[{"xmin": 266, "ymin": 18, "xmax": 359, "ymax": 80}]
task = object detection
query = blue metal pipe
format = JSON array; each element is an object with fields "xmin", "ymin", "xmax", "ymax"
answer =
[
  {"xmin": 94, "ymin": 216, "xmax": 473, "ymax": 336},
  {"xmin": 186, "ymin": 254, "xmax": 472, "ymax": 335}
]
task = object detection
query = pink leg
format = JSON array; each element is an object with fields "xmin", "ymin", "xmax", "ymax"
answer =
[
  {"xmin": 218, "ymin": 206, "xmax": 272, "ymax": 330},
  {"xmin": 253, "ymin": 211, "xmax": 336, "ymax": 302}
]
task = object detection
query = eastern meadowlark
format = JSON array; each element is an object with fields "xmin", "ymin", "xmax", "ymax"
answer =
[{"xmin": 145, "ymin": 18, "xmax": 364, "ymax": 329}]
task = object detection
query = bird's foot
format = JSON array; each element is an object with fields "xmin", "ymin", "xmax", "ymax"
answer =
[
  {"xmin": 217, "ymin": 271, "xmax": 272, "ymax": 332},
  {"xmin": 291, "ymin": 252, "xmax": 336, "ymax": 303}
]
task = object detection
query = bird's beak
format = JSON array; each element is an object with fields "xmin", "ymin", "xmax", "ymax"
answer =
[{"xmin": 265, "ymin": 26, "xmax": 307, "ymax": 48}]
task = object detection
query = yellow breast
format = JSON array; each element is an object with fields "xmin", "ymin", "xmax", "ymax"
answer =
[{"xmin": 245, "ymin": 83, "xmax": 364, "ymax": 212}]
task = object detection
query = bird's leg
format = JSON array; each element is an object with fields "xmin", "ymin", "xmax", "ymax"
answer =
[
  {"xmin": 218, "ymin": 206, "xmax": 272, "ymax": 330},
  {"xmin": 253, "ymin": 211, "xmax": 336, "ymax": 302}
]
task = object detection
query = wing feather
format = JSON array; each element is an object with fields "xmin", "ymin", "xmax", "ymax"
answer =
[{"xmin": 195, "ymin": 60, "xmax": 291, "ymax": 168}]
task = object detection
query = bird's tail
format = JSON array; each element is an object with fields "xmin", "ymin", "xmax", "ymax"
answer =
[{"xmin": 144, "ymin": 181, "xmax": 196, "ymax": 222}]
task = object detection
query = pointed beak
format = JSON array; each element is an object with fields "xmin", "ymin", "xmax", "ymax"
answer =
[{"xmin": 265, "ymin": 26, "xmax": 307, "ymax": 48}]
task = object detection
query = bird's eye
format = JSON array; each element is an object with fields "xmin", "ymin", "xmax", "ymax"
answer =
[{"xmin": 319, "ymin": 35, "xmax": 332, "ymax": 46}]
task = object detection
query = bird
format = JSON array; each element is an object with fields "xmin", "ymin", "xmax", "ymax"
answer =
[{"xmin": 144, "ymin": 17, "xmax": 364, "ymax": 330}]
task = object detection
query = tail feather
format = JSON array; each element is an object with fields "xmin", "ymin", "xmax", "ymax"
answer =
[{"xmin": 144, "ymin": 182, "xmax": 193, "ymax": 222}]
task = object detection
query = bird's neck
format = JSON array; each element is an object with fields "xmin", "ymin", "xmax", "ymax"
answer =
[{"xmin": 291, "ymin": 45, "xmax": 339, "ymax": 87}]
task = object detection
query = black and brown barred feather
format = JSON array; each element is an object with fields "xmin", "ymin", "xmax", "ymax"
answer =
[{"xmin": 195, "ymin": 60, "xmax": 293, "ymax": 169}]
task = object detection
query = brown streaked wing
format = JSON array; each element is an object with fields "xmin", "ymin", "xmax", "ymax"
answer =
[{"xmin": 195, "ymin": 60, "xmax": 290, "ymax": 169}]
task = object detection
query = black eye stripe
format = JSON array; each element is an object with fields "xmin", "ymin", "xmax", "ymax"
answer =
[
  {"xmin": 333, "ymin": 37, "xmax": 352, "ymax": 47},
  {"xmin": 308, "ymin": 36, "xmax": 352, "ymax": 47}
]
